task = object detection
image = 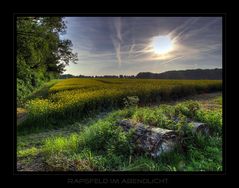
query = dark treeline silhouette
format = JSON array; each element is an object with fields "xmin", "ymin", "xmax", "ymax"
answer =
[
  {"xmin": 60, "ymin": 68, "xmax": 222, "ymax": 80},
  {"xmin": 136, "ymin": 68, "xmax": 222, "ymax": 80},
  {"xmin": 59, "ymin": 74, "xmax": 135, "ymax": 79}
]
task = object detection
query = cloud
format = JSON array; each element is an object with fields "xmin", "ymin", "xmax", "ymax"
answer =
[
  {"xmin": 110, "ymin": 17, "xmax": 123, "ymax": 66},
  {"xmin": 63, "ymin": 17, "xmax": 222, "ymax": 75},
  {"xmin": 161, "ymin": 56, "xmax": 185, "ymax": 65}
]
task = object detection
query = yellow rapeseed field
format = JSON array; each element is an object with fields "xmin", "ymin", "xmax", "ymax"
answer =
[{"xmin": 25, "ymin": 78, "xmax": 222, "ymax": 126}]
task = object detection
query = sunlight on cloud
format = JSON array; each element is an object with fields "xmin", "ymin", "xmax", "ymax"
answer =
[
  {"xmin": 151, "ymin": 35, "xmax": 174, "ymax": 55},
  {"xmin": 63, "ymin": 17, "xmax": 222, "ymax": 75}
]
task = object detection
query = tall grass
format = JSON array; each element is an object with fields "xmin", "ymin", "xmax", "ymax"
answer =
[{"xmin": 31, "ymin": 98, "xmax": 222, "ymax": 171}]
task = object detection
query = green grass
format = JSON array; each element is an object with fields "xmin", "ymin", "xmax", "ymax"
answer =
[
  {"xmin": 17, "ymin": 93, "xmax": 222, "ymax": 171},
  {"xmin": 213, "ymin": 96, "xmax": 222, "ymax": 105},
  {"xmin": 17, "ymin": 147, "xmax": 39, "ymax": 158},
  {"xmin": 42, "ymin": 134, "xmax": 80, "ymax": 155}
]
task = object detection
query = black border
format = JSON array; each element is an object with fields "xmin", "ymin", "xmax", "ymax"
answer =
[{"xmin": 12, "ymin": 12, "xmax": 229, "ymax": 185}]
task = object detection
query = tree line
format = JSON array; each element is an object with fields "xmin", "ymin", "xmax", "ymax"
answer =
[
  {"xmin": 17, "ymin": 17, "xmax": 78, "ymax": 105},
  {"xmin": 136, "ymin": 69, "xmax": 222, "ymax": 80},
  {"xmin": 60, "ymin": 68, "xmax": 222, "ymax": 80}
]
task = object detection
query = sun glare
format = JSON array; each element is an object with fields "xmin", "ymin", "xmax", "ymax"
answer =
[{"xmin": 151, "ymin": 35, "xmax": 173, "ymax": 55}]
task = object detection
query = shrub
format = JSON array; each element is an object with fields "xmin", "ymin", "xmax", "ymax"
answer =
[
  {"xmin": 44, "ymin": 153, "xmax": 73, "ymax": 171},
  {"xmin": 17, "ymin": 78, "xmax": 34, "ymax": 106},
  {"xmin": 42, "ymin": 134, "xmax": 79, "ymax": 156},
  {"xmin": 175, "ymin": 100, "xmax": 200, "ymax": 118},
  {"xmin": 195, "ymin": 109, "xmax": 222, "ymax": 135},
  {"xmin": 123, "ymin": 96, "xmax": 139, "ymax": 108},
  {"xmin": 17, "ymin": 147, "xmax": 39, "ymax": 158}
]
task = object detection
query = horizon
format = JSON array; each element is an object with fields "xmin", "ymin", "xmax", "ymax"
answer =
[
  {"xmin": 62, "ymin": 17, "xmax": 222, "ymax": 76},
  {"xmin": 61, "ymin": 68, "xmax": 222, "ymax": 77}
]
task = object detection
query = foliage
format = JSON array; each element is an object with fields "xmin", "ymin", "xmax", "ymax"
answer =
[
  {"xmin": 16, "ymin": 17, "xmax": 78, "ymax": 105},
  {"xmin": 123, "ymin": 96, "xmax": 139, "ymax": 108},
  {"xmin": 17, "ymin": 78, "xmax": 34, "ymax": 106},
  {"xmin": 17, "ymin": 94, "xmax": 222, "ymax": 171},
  {"xmin": 136, "ymin": 69, "xmax": 222, "ymax": 80},
  {"xmin": 42, "ymin": 134, "xmax": 79, "ymax": 155},
  {"xmin": 195, "ymin": 109, "xmax": 222, "ymax": 136},
  {"xmin": 17, "ymin": 147, "xmax": 39, "ymax": 158},
  {"xmin": 175, "ymin": 100, "xmax": 200, "ymax": 118}
]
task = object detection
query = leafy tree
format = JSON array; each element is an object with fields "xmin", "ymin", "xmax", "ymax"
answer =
[{"xmin": 16, "ymin": 16, "xmax": 78, "ymax": 105}]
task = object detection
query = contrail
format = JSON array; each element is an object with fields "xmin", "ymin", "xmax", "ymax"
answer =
[
  {"xmin": 111, "ymin": 17, "xmax": 122, "ymax": 66},
  {"xmin": 161, "ymin": 56, "xmax": 185, "ymax": 65}
]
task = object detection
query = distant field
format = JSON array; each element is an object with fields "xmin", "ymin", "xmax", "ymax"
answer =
[
  {"xmin": 49, "ymin": 78, "xmax": 222, "ymax": 93},
  {"xmin": 19, "ymin": 78, "xmax": 222, "ymax": 130}
]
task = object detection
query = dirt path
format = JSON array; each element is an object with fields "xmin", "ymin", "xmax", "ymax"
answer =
[
  {"xmin": 143, "ymin": 92, "xmax": 222, "ymax": 108},
  {"xmin": 180, "ymin": 92, "xmax": 221, "ymax": 101}
]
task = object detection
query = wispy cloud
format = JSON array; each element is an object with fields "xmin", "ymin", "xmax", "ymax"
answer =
[
  {"xmin": 63, "ymin": 17, "xmax": 222, "ymax": 75},
  {"xmin": 161, "ymin": 56, "xmax": 185, "ymax": 65},
  {"xmin": 111, "ymin": 17, "xmax": 123, "ymax": 66}
]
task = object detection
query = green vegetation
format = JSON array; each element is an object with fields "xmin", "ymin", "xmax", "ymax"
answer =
[
  {"xmin": 17, "ymin": 92, "xmax": 222, "ymax": 171},
  {"xmin": 16, "ymin": 17, "xmax": 223, "ymax": 172},
  {"xmin": 18, "ymin": 78, "xmax": 221, "ymax": 131},
  {"xmin": 17, "ymin": 17, "xmax": 78, "ymax": 106}
]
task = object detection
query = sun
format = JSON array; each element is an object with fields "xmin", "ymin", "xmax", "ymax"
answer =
[{"xmin": 151, "ymin": 35, "xmax": 173, "ymax": 55}]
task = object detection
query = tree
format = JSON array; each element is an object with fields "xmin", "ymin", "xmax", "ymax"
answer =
[{"xmin": 16, "ymin": 16, "xmax": 78, "ymax": 105}]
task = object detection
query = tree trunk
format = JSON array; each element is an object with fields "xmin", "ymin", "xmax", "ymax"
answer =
[
  {"xmin": 116, "ymin": 120, "xmax": 178, "ymax": 158},
  {"xmin": 116, "ymin": 119, "xmax": 210, "ymax": 158}
]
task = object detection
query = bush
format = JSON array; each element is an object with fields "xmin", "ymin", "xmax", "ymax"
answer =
[
  {"xmin": 123, "ymin": 96, "xmax": 139, "ymax": 108},
  {"xmin": 175, "ymin": 100, "xmax": 200, "ymax": 118},
  {"xmin": 17, "ymin": 78, "xmax": 34, "ymax": 106},
  {"xmin": 42, "ymin": 134, "xmax": 79, "ymax": 156},
  {"xmin": 195, "ymin": 109, "xmax": 222, "ymax": 135},
  {"xmin": 78, "ymin": 119, "xmax": 132, "ymax": 157},
  {"xmin": 17, "ymin": 147, "xmax": 39, "ymax": 158},
  {"xmin": 44, "ymin": 153, "xmax": 73, "ymax": 171}
]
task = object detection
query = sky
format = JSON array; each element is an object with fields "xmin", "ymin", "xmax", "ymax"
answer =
[{"xmin": 61, "ymin": 17, "xmax": 222, "ymax": 76}]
